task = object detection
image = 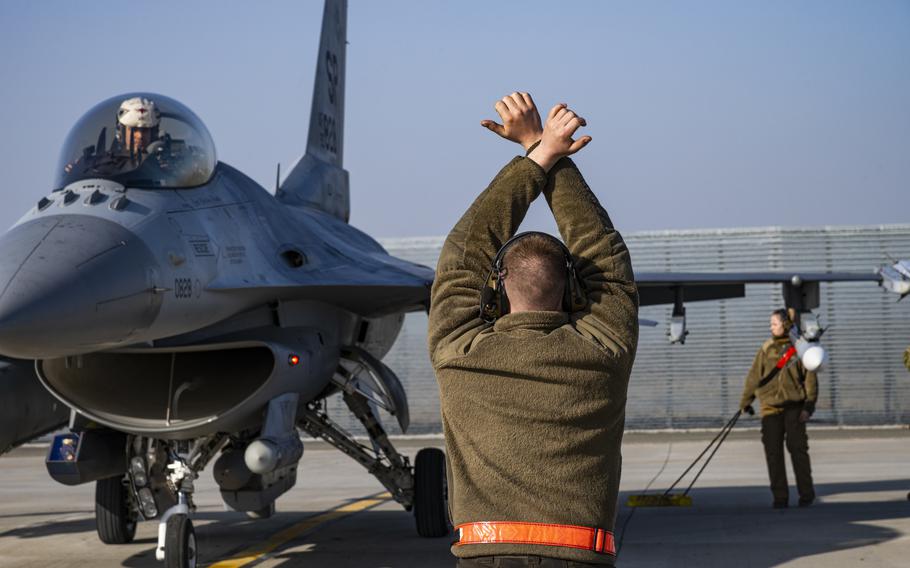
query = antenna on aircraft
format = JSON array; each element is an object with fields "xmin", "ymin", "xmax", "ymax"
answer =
[{"xmin": 275, "ymin": 163, "xmax": 281, "ymax": 193}]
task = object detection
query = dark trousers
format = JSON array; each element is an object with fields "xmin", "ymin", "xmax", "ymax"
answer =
[
  {"xmin": 761, "ymin": 405, "xmax": 815, "ymax": 503},
  {"xmin": 457, "ymin": 556, "xmax": 606, "ymax": 567}
]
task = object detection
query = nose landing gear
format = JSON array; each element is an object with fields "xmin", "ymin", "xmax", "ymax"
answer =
[
  {"xmin": 161, "ymin": 499, "xmax": 196, "ymax": 568},
  {"xmin": 155, "ymin": 458, "xmax": 197, "ymax": 567}
]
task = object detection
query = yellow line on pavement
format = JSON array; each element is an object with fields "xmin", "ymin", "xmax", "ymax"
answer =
[{"xmin": 208, "ymin": 492, "xmax": 392, "ymax": 568}]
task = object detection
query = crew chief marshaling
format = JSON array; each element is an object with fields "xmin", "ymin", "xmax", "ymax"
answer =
[{"xmin": 428, "ymin": 93, "xmax": 639, "ymax": 566}]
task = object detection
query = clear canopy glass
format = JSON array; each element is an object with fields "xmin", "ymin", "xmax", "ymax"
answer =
[{"xmin": 55, "ymin": 93, "xmax": 216, "ymax": 189}]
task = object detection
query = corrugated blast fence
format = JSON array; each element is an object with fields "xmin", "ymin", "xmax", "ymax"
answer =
[{"xmin": 321, "ymin": 225, "xmax": 910, "ymax": 434}]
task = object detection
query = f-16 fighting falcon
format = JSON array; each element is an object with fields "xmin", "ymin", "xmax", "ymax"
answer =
[
  {"xmin": 0, "ymin": 1, "xmax": 908, "ymax": 567},
  {"xmin": 0, "ymin": 1, "xmax": 449, "ymax": 566}
]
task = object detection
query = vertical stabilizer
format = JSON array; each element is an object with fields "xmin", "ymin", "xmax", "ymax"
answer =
[{"xmin": 277, "ymin": 0, "xmax": 350, "ymax": 221}]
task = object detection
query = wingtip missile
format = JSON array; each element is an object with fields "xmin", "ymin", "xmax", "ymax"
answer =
[
  {"xmin": 796, "ymin": 339, "xmax": 827, "ymax": 372},
  {"xmin": 789, "ymin": 316, "xmax": 827, "ymax": 372},
  {"xmin": 878, "ymin": 260, "xmax": 910, "ymax": 300}
]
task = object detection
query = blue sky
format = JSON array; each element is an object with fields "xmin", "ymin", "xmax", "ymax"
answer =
[{"xmin": 0, "ymin": 0, "xmax": 907, "ymax": 238}]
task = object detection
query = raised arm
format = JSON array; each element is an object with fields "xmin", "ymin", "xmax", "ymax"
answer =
[
  {"xmin": 544, "ymin": 158, "xmax": 638, "ymax": 354},
  {"xmin": 536, "ymin": 104, "xmax": 638, "ymax": 355},
  {"xmin": 428, "ymin": 94, "xmax": 548, "ymax": 366}
]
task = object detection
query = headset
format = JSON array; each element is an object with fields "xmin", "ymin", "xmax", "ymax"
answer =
[{"xmin": 479, "ymin": 231, "xmax": 587, "ymax": 323}]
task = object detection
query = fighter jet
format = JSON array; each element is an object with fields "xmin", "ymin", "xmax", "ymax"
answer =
[
  {"xmin": 0, "ymin": 1, "xmax": 446, "ymax": 565},
  {"xmin": 0, "ymin": 0, "xmax": 906, "ymax": 566}
]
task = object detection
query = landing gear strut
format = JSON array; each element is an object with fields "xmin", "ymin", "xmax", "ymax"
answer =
[
  {"xmin": 155, "ymin": 462, "xmax": 194, "ymax": 567},
  {"xmin": 144, "ymin": 435, "xmax": 225, "ymax": 568},
  {"xmin": 299, "ymin": 392, "xmax": 450, "ymax": 537},
  {"xmin": 299, "ymin": 393, "xmax": 414, "ymax": 506}
]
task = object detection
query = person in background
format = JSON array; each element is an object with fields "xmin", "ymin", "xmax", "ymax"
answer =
[{"xmin": 740, "ymin": 308, "xmax": 818, "ymax": 509}]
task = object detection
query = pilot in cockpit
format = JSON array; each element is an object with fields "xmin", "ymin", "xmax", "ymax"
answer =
[
  {"xmin": 64, "ymin": 96, "xmax": 162, "ymax": 174},
  {"xmin": 109, "ymin": 96, "xmax": 205, "ymax": 179},
  {"xmin": 114, "ymin": 97, "xmax": 161, "ymax": 159},
  {"xmin": 60, "ymin": 93, "xmax": 214, "ymax": 188}
]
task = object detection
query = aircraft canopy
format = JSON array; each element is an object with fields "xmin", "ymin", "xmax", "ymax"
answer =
[{"xmin": 55, "ymin": 93, "xmax": 216, "ymax": 190}]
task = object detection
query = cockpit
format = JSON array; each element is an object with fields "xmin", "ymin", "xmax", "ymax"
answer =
[{"xmin": 55, "ymin": 93, "xmax": 216, "ymax": 190}]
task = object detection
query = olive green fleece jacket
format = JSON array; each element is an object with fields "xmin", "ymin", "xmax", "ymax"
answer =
[
  {"xmin": 427, "ymin": 156, "xmax": 638, "ymax": 565},
  {"xmin": 739, "ymin": 336, "xmax": 819, "ymax": 417}
]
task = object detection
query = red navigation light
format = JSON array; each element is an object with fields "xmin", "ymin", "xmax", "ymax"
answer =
[{"xmin": 288, "ymin": 354, "xmax": 300, "ymax": 366}]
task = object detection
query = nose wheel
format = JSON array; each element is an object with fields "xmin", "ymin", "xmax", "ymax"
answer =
[{"xmin": 164, "ymin": 514, "xmax": 197, "ymax": 568}]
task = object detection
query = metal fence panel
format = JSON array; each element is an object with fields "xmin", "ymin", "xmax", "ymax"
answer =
[{"xmin": 322, "ymin": 226, "xmax": 910, "ymax": 434}]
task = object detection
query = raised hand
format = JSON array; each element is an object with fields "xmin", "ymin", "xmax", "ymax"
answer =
[
  {"xmin": 528, "ymin": 103, "xmax": 592, "ymax": 172},
  {"xmin": 480, "ymin": 92, "xmax": 542, "ymax": 151}
]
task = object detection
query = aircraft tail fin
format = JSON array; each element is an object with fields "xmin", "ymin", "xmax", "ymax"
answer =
[{"xmin": 277, "ymin": 0, "xmax": 350, "ymax": 222}]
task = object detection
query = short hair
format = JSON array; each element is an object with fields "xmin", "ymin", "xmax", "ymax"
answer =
[{"xmin": 501, "ymin": 234, "xmax": 567, "ymax": 311}]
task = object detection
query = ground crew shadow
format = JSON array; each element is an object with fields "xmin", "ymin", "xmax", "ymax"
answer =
[
  {"xmin": 262, "ymin": 511, "xmax": 453, "ymax": 568},
  {"xmin": 116, "ymin": 509, "xmax": 452, "ymax": 568},
  {"xmin": 7, "ymin": 479, "xmax": 904, "ymax": 567},
  {"xmin": 615, "ymin": 478, "xmax": 910, "ymax": 567}
]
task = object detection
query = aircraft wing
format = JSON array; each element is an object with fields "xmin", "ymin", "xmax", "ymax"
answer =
[
  {"xmin": 205, "ymin": 253, "xmax": 435, "ymax": 317},
  {"xmin": 633, "ymin": 267, "xmax": 905, "ymax": 344},
  {"xmin": 207, "ymin": 283, "xmax": 431, "ymax": 317},
  {"xmin": 636, "ymin": 271, "xmax": 883, "ymax": 306}
]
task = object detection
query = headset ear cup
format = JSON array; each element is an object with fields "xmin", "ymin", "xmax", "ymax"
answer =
[
  {"xmin": 482, "ymin": 231, "xmax": 581, "ymax": 320},
  {"xmin": 573, "ymin": 281, "xmax": 587, "ymax": 311},
  {"xmin": 480, "ymin": 269, "xmax": 503, "ymax": 322},
  {"xmin": 567, "ymin": 268, "xmax": 586, "ymax": 312}
]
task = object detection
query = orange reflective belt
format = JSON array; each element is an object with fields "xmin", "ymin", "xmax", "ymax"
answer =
[{"xmin": 455, "ymin": 521, "xmax": 616, "ymax": 556}]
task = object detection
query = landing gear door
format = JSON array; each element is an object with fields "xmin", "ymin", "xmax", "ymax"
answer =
[{"xmin": 338, "ymin": 346, "xmax": 410, "ymax": 433}]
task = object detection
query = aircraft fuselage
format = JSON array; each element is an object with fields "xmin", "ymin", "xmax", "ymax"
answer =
[{"xmin": 0, "ymin": 162, "xmax": 429, "ymax": 439}]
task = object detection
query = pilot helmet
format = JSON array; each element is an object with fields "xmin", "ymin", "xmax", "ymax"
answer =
[{"xmin": 117, "ymin": 97, "xmax": 160, "ymax": 153}]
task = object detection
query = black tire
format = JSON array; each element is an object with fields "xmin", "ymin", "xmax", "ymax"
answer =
[
  {"xmin": 95, "ymin": 476, "xmax": 137, "ymax": 544},
  {"xmin": 165, "ymin": 514, "xmax": 197, "ymax": 568},
  {"xmin": 414, "ymin": 447, "xmax": 449, "ymax": 537}
]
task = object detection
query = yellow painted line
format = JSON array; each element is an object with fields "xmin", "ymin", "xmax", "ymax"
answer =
[{"xmin": 208, "ymin": 492, "xmax": 392, "ymax": 568}]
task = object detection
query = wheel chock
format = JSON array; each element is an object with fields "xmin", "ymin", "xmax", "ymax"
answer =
[{"xmin": 626, "ymin": 494, "xmax": 692, "ymax": 507}]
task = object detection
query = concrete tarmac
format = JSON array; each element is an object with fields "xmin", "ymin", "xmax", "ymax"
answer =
[{"xmin": 0, "ymin": 428, "xmax": 907, "ymax": 567}]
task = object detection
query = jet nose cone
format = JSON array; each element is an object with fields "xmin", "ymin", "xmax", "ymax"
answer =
[{"xmin": 0, "ymin": 215, "xmax": 162, "ymax": 358}]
